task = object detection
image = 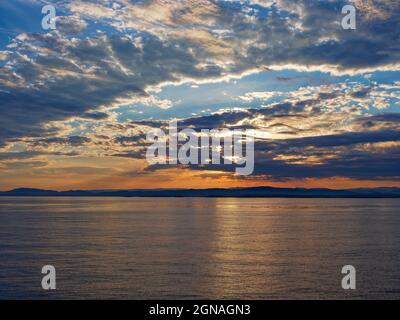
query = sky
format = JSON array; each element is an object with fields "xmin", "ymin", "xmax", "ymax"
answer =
[{"xmin": 0, "ymin": 0, "xmax": 399, "ymax": 191}]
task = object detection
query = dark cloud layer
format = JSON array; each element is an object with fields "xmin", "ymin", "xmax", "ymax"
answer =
[
  {"xmin": 0, "ymin": 0, "xmax": 399, "ymax": 147},
  {"xmin": 122, "ymin": 105, "xmax": 400, "ymax": 180}
]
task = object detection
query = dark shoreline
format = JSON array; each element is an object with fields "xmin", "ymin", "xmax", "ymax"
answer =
[{"xmin": 1, "ymin": 187, "xmax": 400, "ymax": 198}]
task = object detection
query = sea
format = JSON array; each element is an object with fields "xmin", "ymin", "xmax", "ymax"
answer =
[{"xmin": 0, "ymin": 197, "xmax": 400, "ymax": 299}]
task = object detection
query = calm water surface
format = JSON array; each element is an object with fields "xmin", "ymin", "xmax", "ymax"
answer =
[{"xmin": 0, "ymin": 197, "xmax": 400, "ymax": 299}]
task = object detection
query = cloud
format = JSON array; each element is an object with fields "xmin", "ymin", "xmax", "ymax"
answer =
[
  {"xmin": 0, "ymin": 151, "xmax": 48, "ymax": 161},
  {"xmin": 0, "ymin": 51, "xmax": 10, "ymax": 61},
  {"xmin": 140, "ymin": 95, "xmax": 174, "ymax": 109},
  {"xmin": 114, "ymin": 84, "xmax": 400, "ymax": 181},
  {"xmin": 79, "ymin": 111, "xmax": 110, "ymax": 120},
  {"xmin": 55, "ymin": 15, "xmax": 88, "ymax": 35},
  {"xmin": 0, "ymin": 31, "xmax": 222, "ymax": 146},
  {"xmin": 0, "ymin": 0, "xmax": 399, "ymax": 185},
  {"xmin": 239, "ymin": 91, "xmax": 285, "ymax": 102},
  {"xmin": 31, "ymin": 136, "xmax": 92, "ymax": 147}
]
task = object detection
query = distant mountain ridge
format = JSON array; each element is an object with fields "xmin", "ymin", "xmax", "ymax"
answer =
[{"xmin": 1, "ymin": 187, "xmax": 400, "ymax": 198}]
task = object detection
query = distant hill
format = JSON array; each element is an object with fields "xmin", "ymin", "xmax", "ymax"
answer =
[{"xmin": 1, "ymin": 186, "xmax": 400, "ymax": 198}]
